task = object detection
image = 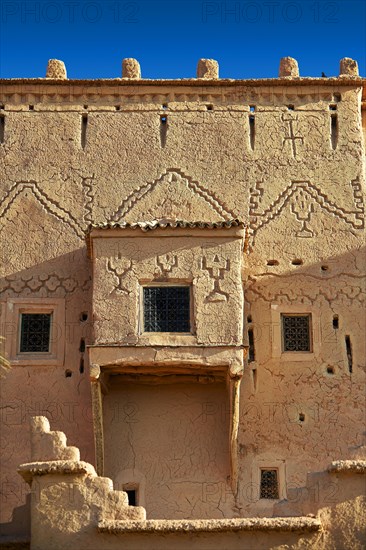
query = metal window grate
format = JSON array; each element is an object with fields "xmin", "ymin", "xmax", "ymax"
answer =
[
  {"xmin": 282, "ymin": 314, "xmax": 311, "ymax": 352},
  {"xmin": 143, "ymin": 286, "xmax": 190, "ymax": 333},
  {"xmin": 20, "ymin": 313, "xmax": 52, "ymax": 353},
  {"xmin": 260, "ymin": 469, "xmax": 279, "ymax": 499}
]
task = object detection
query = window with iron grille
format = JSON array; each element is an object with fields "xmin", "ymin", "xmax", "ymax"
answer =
[
  {"xmin": 281, "ymin": 314, "xmax": 311, "ymax": 352},
  {"xmin": 143, "ymin": 286, "xmax": 190, "ymax": 333},
  {"xmin": 260, "ymin": 469, "xmax": 279, "ymax": 499},
  {"xmin": 19, "ymin": 313, "xmax": 52, "ymax": 353},
  {"xmin": 143, "ymin": 286, "xmax": 190, "ymax": 332}
]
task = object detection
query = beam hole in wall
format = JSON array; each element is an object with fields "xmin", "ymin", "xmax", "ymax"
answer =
[
  {"xmin": 291, "ymin": 259, "xmax": 303, "ymax": 266},
  {"xmin": 287, "ymin": 105, "xmax": 295, "ymax": 110},
  {"xmin": 249, "ymin": 105, "xmax": 256, "ymax": 112},
  {"xmin": 162, "ymin": 103, "xmax": 168, "ymax": 110},
  {"xmin": 299, "ymin": 413, "xmax": 305, "ymax": 422},
  {"xmin": 79, "ymin": 357, "xmax": 84, "ymax": 374},
  {"xmin": 267, "ymin": 259, "xmax": 279, "ymax": 266},
  {"xmin": 247, "ymin": 314, "xmax": 252, "ymax": 323},
  {"xmin": 79, "ymin": 338, "xmax": 86, "ymax": 353},
  {"xmin": 333, "ymin": 315, "xmax": 339, "ymax": 329},
  {"xmin": 0, "ymin": 104, "xmax": 4, "ymax": 110},
  {"xmin": 0, "ymin": 115, "xmax": 4, "ymax": 144},
  {"xmin": 345, "ymin": 335, "xmax": 353, "ymax": 373},
  {"xmin": 65, "ymin": 370, "xmax": 72, "ymax": 378},
  {"xmin": 29, "ymin": 105, "xmax": 34, "ymax": 111},
  {"xmin": 327, "ymin": 366, "xmax": 335, "ymax": 374},
  {"xmin": 115, "ymin": 105, "xmax": 121, "ymax": 111},
  {"xmin": 80, "ymin": 312, "xmax": 88, "ymax": 322},
  {"xmin": 206, "ymin": 104, "xmax": 213, "ymax": 110},
  {"xmin": 329, "ymin": 104, "xmax": 337, "ymax": 111},
  {"xmin": 83, "ymin": 105, "xmax": 88, "ymax": 109},
  {"xmin": 321, "ymin": 265, "xmax": 329, "ymax": 272}
]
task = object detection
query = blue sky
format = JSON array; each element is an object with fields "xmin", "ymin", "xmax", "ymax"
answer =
[{"xmin": 0, "ymin": 0, "xmax": 365, "ymax": 79}]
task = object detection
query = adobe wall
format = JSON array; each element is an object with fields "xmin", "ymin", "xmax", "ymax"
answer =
[{"xmin": 0, "ymin": 60, "xmax": 365, "ymax": 538}]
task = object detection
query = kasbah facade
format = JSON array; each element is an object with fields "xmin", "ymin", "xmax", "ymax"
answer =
[{"xmin": 0, "ymin": 55, "xmax": 365, "ymax": 550}]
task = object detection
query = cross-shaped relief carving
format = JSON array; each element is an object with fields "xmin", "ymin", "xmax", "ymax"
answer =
[
  {"xmin": 282, "ymin": 114, "xmax": 304, "ymax": 157},
  {"xmin": 106, "ymin": 255, "xmax": 133, "ymax": 294},
  {"xmin": 201, "ymin": 255, "xmax": 230, "ymax": 302}
]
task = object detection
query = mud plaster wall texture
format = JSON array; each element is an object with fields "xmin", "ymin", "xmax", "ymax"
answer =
[{"xmin": 0, "ymin": 80, "xmax": 365, "ymax": 536}]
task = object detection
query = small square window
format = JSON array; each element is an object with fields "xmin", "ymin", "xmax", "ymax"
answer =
[
  {"xmin": 19, "ymin": 313, "xmax": 52, "ymax": 353},
  {"xmin": 260, "ymin": 469, "xmax": 279, "ymax": 499},
  {"xmin": 281, "ymin": 314, "xmax": 311, "ymax": 352},
  {"xmin": 143, "ymin": 286, "xmax": 190, "ymax": 333}
]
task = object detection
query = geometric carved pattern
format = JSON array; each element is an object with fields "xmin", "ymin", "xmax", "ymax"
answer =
[
  {"xmin": 201, "ymin": 255, "xmax": 230, "ymax": 302},
  {"xmin": 0, "ymin": 181, "xmax": 84, "ymax": 239},
  {"xmin": 250, "ymin": 178, "xmax": 364, "ymax": 243},
  {"xmin": 111, "ymin": 169, "xmax": 237, "ymax": 222}
]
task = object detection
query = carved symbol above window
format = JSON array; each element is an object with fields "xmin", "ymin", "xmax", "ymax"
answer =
[
  {"xmin": 143, "ymin": 286, "xmax": 190, "ymax": 333},
  {"xmin": 107, "ymin": 256, "xmax": 133, "ymax": 294},
  {"xmin": 201, "ymin": 255, "xmax": 230, "ymax": 302},
  {"xmin": 281, "ymin": 314, "xmax": 311, "ymax": 352},
  {"xmin": 19, "ymin": 313, "xmax": 52, "ymax": 353}
]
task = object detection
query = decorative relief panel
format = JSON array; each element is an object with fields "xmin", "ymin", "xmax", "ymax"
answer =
[{"xmin": 201, "ymin": 255, "xmax": 230, "ymax": 303}]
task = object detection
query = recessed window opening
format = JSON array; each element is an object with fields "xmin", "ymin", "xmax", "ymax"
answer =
[
  {"xmin": 29, "ymin": 105, "xmax": 34, "ymax": 111},
  {"xmin": 0, "ymin": 115, "xmax": 4, "ymax": 144},
  {"xmin": 292, "ymin": 259, "xmax": 303, "ymax": 266},
  {"xmin": 329, "ymin": 104, "xmax": 337, "ymax": 111},
  {"xmin": 249, "ymin": 105, "xmax": 255, "ymax": 112},
  {"xmin": 143, "ymin": 286, "xmax": 190, "ymax": 333},
  {"xmin": 83, "ymin": 105, "xmax": 88, "ymax": 109},
  {"xmin": 115, "ymin": 105, "xmax": 121, "ymax": 111},
  {"xmin": 206, "ymin": 104, "xmax": 213, "ymax": 110},
  {"xmin": 249, "ymin": 114, "xmax": 255, "ymax": 150},
  {"xmin": 160, "ymin": 115, "xmax": 167, "ymax": 124},
  {"xmin": 299, "ymin": 413, "xmax": 305, "ymax": 422},
  {"xmin": 160, "ymin": 115, "xmax": 167, "ymax": 147},
  {"xmin": 65, "ymin": 369, "xmax": 72, "ymax": 378},
  {"xmin": 267, "ymin": 259, "xmax": 279, "ymax": 266},
  {"xmin": 19, "ymin": 313, "xmax": 52, "ymax": 353},
  {"xmin": 125, "ymin": 489, "xmax": 137, "ymax": 506},
  {"xmin": 345, "ymin": 335, "xmax": 353, "ymax": 373},
  {"xmin": 331, "ymin": 113, "xmax": 338, "ymax": 150},
  {"xmin": 287, "ymin": 104, "xmax": 295, "ymax": 110},
  {"xmin": 247, "ymin": 315, "xmax": 252, "ymax": 323},
  {"xmin": 260, "ymin": 469, "xmax": 279, "ymax": 499},
  {"xmin": 79, "ymin": 338, "xmax": 86, "ymax": 353},
  {"xmin": 80, "ymin": 312, "xmax": 88, "ymax": 322},
  {"xmin": 333, "ymin": 315, "xmax": 339, "ymax": 329},
  {"xmin": 79, "ymin": 357, "xmax": 84, "ymax": 374},
  {"xmin": 248, "ymin": 328, "xmax": 255, "ymax": 362},
  {"xmin": 282, "ymin": 314, "xmax": 311, "ymax": 352},
  {"xmin": 162, "ymin": 103, "xmax": 168, "ymax": 109},
  {"xmin": 81, "ymin": 114, "xmax": 88, "ymax": 149},
  {"xmin": 327, "ymin": 366, "xmax": 335, "ymax": 374},
  {"xmin": 0, "ymin": 104, "xmax": 4, "ymax": 110}
]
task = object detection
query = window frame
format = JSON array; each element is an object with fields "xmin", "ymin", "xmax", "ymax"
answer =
[
  {"xmin": 18, "ymin": 310, "xmax": 53, "ymax": 355},
  {"xmin": 281, "ymin": 313, "xmax": 312, "ymax": 353},
  {"xmin": 271, "ymin": 304, "xmax": 320, "ymax": 361},
  {"xmin": 3, "ymin": 298, "xmax": 65, "ymax": 366},
  {"xmin": 259, "ymin": 468, "xmax": 280, "ymax": 500},
  {"xmin": 139, "ymin": 282, "xmax": 193, "ymax": 335}
]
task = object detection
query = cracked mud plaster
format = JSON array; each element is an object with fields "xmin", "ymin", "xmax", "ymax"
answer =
[{"xmin": 0, "ymin": 72, "xmax": 365, "ymax": 540}]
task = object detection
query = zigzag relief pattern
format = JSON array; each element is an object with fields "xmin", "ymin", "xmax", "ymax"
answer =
[
  {"xmin": 249, "ymin": 178, "xmax": 365, "ymax": 242},
  {"xmin": 111, "ymin": 169, "xmax": 236, "ymax": 221},
  {"xmin": 0, "ymin": 181, "xmax": 84, "ymax": 239},
  {"xmin": 82, "ymin": 176, "xmax": 95, "ymax": 224}
]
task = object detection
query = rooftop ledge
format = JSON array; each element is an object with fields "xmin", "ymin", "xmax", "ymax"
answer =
[
  {"xmin": 328, "ymin": 460, "xmax": 366, "ymax": 474},
  {"xmin": 0, "ymin": 77, "xmax": 364, "ymax": 88},
  {"xmin": 97, "ymin": 517, "xmax": 322, "ymax": 534}
]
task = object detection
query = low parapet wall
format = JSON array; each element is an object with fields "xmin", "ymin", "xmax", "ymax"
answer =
[{"xmin": 17, "ymin": 417, "xmax": 365, "ymax": 550}]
